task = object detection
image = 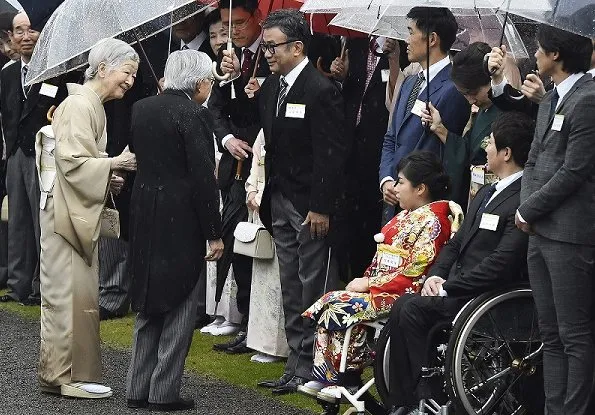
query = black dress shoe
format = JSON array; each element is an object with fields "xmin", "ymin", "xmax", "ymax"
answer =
[
  {"xmin": 148, "ymin": 398, "xmax": 195, "ymax": 412},
  {"xmin": 224, "ymin": 339, "xmax": 252, "ymax": 354},
  {"xmin": 0, "ymin": 294, "xmax": 16, "ymax": 302},
  {"xmin": 194, "ymin": 313, "xmax": 212, "ymax": 329},
  {"xmin": 272, "ymin": 376, "xmax": 307, "ymax": 395},
  {"xmin": 213, "ymin": 331, "xmax": 246, "ymax": 351},
  {"xmin": 257, "ymin": 372, "xmax": 294, "ymax": 388},
  {"xmin": 127, "ymin": 399, "xmax": 149, "ymax": 408}
]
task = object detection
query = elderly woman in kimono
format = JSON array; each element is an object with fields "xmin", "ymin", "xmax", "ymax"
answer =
[
  {"xmin": 38, "ymin": 38, "xmax": 139, "ymax": 398},
  {"xmin": 126, "ymin": 50, "xmax": 223, "ymax": 412},
  {"xmin": 301, "ymin": 151, "xmax": 463, "ymax": 402}
]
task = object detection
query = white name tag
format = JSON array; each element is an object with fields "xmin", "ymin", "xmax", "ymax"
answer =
[
  {"xmin": 479, "ymin": 213, "xmax": 499, "ymax": 231},
  {"xmin": 380, "ymin": 252, "xmax": 402, "ymax": 268},
  {"xmin": 551, "ymin": 114, "xmax": 564, "ymax": 131},
  {"xmin": 381, "ymin": 69, "xmax": 390, "ymax": 83},
  {"xmin": 411, "ymin": 99, "xmax": 426, "ymax": 117},
  {"xmin": 285, "ymin": 103, "xmax": 305, "ymax": 119},
  {"xmin": 471, "ymin": 167, "xmax": 485, "ymax": 185},
  {"xmin": 39, "ymin": 83, "xmax": 58, "ymax": 98}
]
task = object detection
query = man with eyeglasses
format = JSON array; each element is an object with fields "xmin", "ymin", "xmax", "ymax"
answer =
[
  {"xmin": 207, "ymin": 0, "xmax": 270, "ymax": 355},
  {"xmin": 252, "ymin": 9, "xmax": 347, "ymax": 395},
  {"xmin": 0, "ymin": 12, "xmax": 72, "ymax": 306}
]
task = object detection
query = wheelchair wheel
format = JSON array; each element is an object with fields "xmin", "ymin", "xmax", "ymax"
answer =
[
  {"xmin": 445, "ymin": 288, "xmax": 544, "ymax": 415},
  {"xmin": 372, "ymin": 323, "xmax": 391, "ymax": 406}
]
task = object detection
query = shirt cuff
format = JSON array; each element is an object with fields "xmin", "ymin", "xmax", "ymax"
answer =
[
  {"xmin": 491, "ymin": 77, "xmax": 508, "ymax": 98},
  {"xmin": 221, "ymin": 134, "xmax": 234, "ymax": 151},
  {"xmin": 380, "ymin": 176, "xmax": 395, "ymax": 192},
  {"xmin": 516, "ymin": 209, "xmax": 527, "ymax": 224}
]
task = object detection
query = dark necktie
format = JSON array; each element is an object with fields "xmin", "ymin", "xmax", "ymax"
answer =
[
  {"xmin": 276, "ymin": 77, "xmax": 288, "ymax": 117},
  {"xmin": 476, "ymin": 184, "xmax": 498, "ymax": 219},
  {"xmin": 241, "ymin": 48, "xmax": 254, "ymax": 80},
  {"xmin": 548, "ymin": 88, "xmax": 559, "ymax": 120},
  {"xmin": 405, "ymin": 72, "xmax": 425, "ymax": 114},
  {"xmin": 357, "ymin": 38, "xmax": 379, "ymax": 125},
  {"xmin": 22, "ymin": 65, "xmax": 30, "ymax": 98},
  {"xmin": 181, "ymin": 44, "xmax": 189, "ymax": 50}
]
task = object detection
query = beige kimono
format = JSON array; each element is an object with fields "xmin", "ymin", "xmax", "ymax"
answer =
[{"xmin": 38, "ymin": 83, "xmax": 111, "ymax": 387}]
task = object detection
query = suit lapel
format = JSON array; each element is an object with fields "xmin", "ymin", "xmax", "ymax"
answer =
[
  {"xmin": 20, "ymin": 83, "xmax": 41, "ymax": 122},
  {"xmin": 263, "ymin": 74, "xmax": 280, "ymax": 146},
  {"xmin": 279, "ymin": 63, "xmax": 311, "ymax": 113},
  {"xmin": 461, "ymin": 178, "xmax": 521, "ymax": 251}
]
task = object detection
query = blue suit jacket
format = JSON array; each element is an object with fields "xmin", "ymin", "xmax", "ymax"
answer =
[{"xmin": 379, "ymin": 64, "xmax": 470, "ymax": 188}]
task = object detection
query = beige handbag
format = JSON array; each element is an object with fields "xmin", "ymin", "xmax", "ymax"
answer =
[
  {"xmin": 233, "ymin": 220, "xmax": 274, "ymax": 259},
  {"xmin": 100, "ymin": 193, "xmax": 120, "ymax": 239}
]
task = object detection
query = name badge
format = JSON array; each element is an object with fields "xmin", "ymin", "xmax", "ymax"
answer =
[
  {"xmin": 411, "ymin": 99, "xmax": 426, "ymax": 117},
  {"xmin": 471, "ymin": 166, "xmax": 485, "ymax": 185},
  {"xmin": 39, "ymin": 83, "xmax": 58, "ymax": 98},
  {"xmin": 285, "ymin": 103, "xmax": 306, "ymax": 119},
  {"xmin": 380, "ymin": 252, "xmax": 402, "ymax": 268},
  {"xmin": 479, "ymin": 213, "xmax": 499, "ymax": 231},
  {"xmin": 381, "ymin": 69, "xmax": 390, "ymax": 83},
  {"xmin": 551, "ymin": 114, "xmax": 564, "ymax": 132}
]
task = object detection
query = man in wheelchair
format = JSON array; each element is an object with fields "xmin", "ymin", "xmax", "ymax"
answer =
[{"xmin": 386, "ymin": 111, "xmax": 534, "ymax": 415}]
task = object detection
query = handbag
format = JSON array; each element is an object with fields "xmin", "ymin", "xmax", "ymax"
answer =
[
  {"xmin": 100, "ymin": 192, "xmax": 120, "ymax": 239},
  {"xmin": 233, "ymin": 218, "xmax": 274, "ymax": 259}
]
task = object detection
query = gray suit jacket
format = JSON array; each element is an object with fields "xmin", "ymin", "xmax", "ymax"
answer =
[{"xmin": 519, "ymin": 74, "xmax": 595, "ymax": 245}]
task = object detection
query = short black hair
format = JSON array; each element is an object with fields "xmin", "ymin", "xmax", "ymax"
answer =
[
  {"xmin": 204, "ymin": 9, "xmax": 222, "ymax": 31},
  {"xmin": 219, "ymin": 0, "xmax": 258, "ymax": 13},
  {"xmin": 451, "ymin": 42, "xmax": 491, "ymax": 92},
  {"xmin": 491, "ymin": 111, "xmax": 534, "ymax": 167},
  {"xmin": 262, "ymin": 9, "xmax": 311, "ymax": 54},
  {"xmin": 406, "ymin": 7, "xmax": 458, "ymax": 54},
  {"xmin": 536, "ymin": 25, "xmax": 592, "ymax": 74},
  {"xmin": 0, "ymin": 11, "xmax": 16, "ymax": 39},
  {"xmin": 397, "ymin": 151, "xmax": 451, "ymax": 201}
]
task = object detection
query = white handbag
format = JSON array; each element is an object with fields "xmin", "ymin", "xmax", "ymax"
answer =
[{"xmin": 233, "ymin": 221, "xmax": 274, "ymax": 259}]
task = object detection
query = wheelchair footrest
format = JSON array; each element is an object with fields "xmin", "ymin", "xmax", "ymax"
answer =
[{"xmin": 420, "ymin": 366, "xmax": 444, "ymax": 378}]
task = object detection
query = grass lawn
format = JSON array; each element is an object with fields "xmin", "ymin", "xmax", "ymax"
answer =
[{"xmin": 0, "ymin": 289, "xmax": 330, "ymax": 413}]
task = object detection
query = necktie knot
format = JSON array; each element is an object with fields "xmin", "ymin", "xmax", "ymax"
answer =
[{"xmin": 181, "ymin": 44, "xmax": 189, "ymax": 50}]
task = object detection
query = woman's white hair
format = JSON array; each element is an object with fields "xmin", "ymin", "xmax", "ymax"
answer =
[
  {"xmin": 85, "ymin": 38, "xmax": 139, "ymax": 81},
  {"xmin": 163, "ymin": 50, "xmax": 213, "ymax": 93}
]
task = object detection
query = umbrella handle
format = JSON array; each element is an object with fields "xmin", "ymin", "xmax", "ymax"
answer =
[
  {"xmin": 235, "ymin": 159, "xmax": 243, "ymax": 180},
  {"xmin": 213, "ymin": 39, "xmax": 234, "ymax": 82},
  {"xmin": 46, "ymin": 105, "xmax": 56, "ymax": 123}
]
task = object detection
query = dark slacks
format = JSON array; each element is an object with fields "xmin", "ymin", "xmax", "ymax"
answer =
[
  {"xmin": 98, "ymin": 237, "xmax": 130, "ymax": 315},
  {"xmin": 388, "ymin": 294, "xmax": 465, "ymax": 408},
  {"xmin": 271, "ymin": 190, "xmax": 338, "ymax": 379},
  {"xmin": 528, "ymin": 234, "xmax": 595, "ymax": 415},
  {"xmin": 5, "ymin": 148, "xmax": 40, "ymax": 301},
  {"xmin": 0, "ymin": 220, "xmax": 8, "ymax": 288},
  {"xmin": 126, "ymin": 280, "xmax": 200, "ymax": 403}
]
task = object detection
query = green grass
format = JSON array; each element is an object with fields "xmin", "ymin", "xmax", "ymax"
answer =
[{"xmin": 0, "ymin": 289, "xmax": 322, "ymax": 413}]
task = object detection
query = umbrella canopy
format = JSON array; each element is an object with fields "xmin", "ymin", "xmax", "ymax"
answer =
[
  {"xmin": 26, "ymin": 0, "xmax": 215, "ymax": 85},
  {"xmin": 0, "ymin": 0, "xmax": 22, "ymax": 13},
  {"xmin": 16, "ymin": 0, "xmax": 64, "ymax": 30}
]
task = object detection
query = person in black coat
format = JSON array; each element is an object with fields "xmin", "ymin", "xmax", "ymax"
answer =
[
  {"xmin": 386, "ymin": 111, "xmax": 533, "ymax": 414},
  {"xmin": 126, "ymin": 50, "xmax": 223, "ymax": 412}
]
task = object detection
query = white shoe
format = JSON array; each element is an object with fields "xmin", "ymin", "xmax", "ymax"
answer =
[
  {"xmin": 250, "ymin": 353, "xmax": 283, "ymax": 363},
  {"xmin": 211, "ymin": 321, "xmax": 240, "ymax": 336},
  {"xmin": 200, "ymin": 316, "xmax": 225, "ymax": 334},
  {"xmin": 60, "ymin": 382, "xmax": 112, "ymax": 399},
  {"xmin": 297, "ymin": 380, "xmax": 326, "ymax": 398}
]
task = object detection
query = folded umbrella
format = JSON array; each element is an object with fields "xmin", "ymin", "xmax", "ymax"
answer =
[{"xmin": 26, "ymin": 0, "xmax": 215, "ymax": 86}]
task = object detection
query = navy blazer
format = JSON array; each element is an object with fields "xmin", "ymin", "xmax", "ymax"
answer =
[{"xmin": 379, "ymin": 64, "xmax": 470, "ymax": 195}]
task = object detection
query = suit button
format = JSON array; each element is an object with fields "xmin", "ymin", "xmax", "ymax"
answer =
[
  {"xmin": 158, "ymin": 185, "xmax": 164, "ymax": 190},
  {"xmin": 456, "ymin": 263, "xmax": 462, "ymax": 269}
]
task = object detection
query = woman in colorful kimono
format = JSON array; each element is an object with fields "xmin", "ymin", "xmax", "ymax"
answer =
[{"xmin": 301, "ymin": 151, "xmax": 463, "ymax": 402}]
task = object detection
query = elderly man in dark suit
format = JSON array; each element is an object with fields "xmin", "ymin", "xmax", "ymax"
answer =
[
  {"xmin": 380, "ymin": 7, "xmax": 470, "ymax": 221},
  {"xmin": 172, "ymin": 10, "xmax": 215, "ymax": 60},
  {"xmin": 253, "ymin": 9, "xmax": 348, "ymax": 395},
  {"xmin": 515, "ymin": 26, "xmax": 595, "ymax": 415},
  {"xmin": 386, "ymin": 111, "xmax": 534, "ymax": 415},
  {"xmin": 208, "ymin": 0, "xmax": 270, "ymax": 353},
  {"xmin": 0, "ymin": 12, "xmax": 69, "ymax": 305}
]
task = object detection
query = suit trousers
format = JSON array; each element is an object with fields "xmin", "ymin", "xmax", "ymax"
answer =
[
  {"xmin": 98, "ymin": 237, "xmax": 130, "ymax": 315},
  {"xmin": 126, "ymin": 279, "xmax": 200, "ymax": 403},
  {"xmin": 388, "ymin": 294, "xmax": 465, "ymax": 408},
  {"xmin": 271, "ymin": 190, "xmax": 338, "ymax": 379},
  {"xmin": 0, "ymin": 220, "xmax": 8, "ymax": 288},
  {"xmin": 5, "ymin": 148, "xmax": 40, "ymax": 301},
  {"xmin": 528, "ymin": 234, "xmax": 595, "ymax": 415}
]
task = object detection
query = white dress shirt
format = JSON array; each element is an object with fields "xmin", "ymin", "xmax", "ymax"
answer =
[{"xmin": 181, "ymin": 31, "xmax": 207, "ymax": 51}]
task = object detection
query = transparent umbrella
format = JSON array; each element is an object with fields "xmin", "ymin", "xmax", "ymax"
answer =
[
  {"xmin": 0, "ymin": 0, "xmax": 23, "ymax": 13},
  {"xmin": 25, "ymin": 0, "xmax": 215, "ymax": 86}
]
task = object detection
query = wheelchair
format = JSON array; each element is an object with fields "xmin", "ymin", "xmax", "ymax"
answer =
[{"xmin": 320, "ymin": 285, "xmax": 544, "ymax": 415}]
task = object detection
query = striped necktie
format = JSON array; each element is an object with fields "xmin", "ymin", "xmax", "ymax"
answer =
[
  {"xmin": 276, "ymin": 77, "xmax": 288, "ymax": 116},
  {"xmin": 405, "ymin": 72, "xmax": 425, "ymax": 114}
]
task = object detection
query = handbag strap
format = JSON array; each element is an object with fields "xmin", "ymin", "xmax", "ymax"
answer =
[{"xmin": 105, "ymin": 191, "xmax": 116, "ymax": 209}]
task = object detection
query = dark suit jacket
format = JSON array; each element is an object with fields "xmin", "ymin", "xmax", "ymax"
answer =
[
  {"xmin": 518, "ymin": 74, "xmax": 595, "ymax": 245},
  {"xmin": 0, "ymin": 60, "xmax": 70, "ymax": 158},
  {"xmin": 207, "ymin": 44, "xmax": 271, "ymax": 190},
  {"xmin": 488, "ymin": 84, "xmax": 538, "ymax": 120},
  {"xmin": 429, "ymin": 178, "xmax": 528, "ymax": 299},
  {"xmin": 379, "ymin": 63, "xmax": 470, "ymax": 216},
  {"xmin": 129, "ymin": 90, "xmax": 221, "ymax": 315},
  {"xmin": 258, "ymin": 62, "xmax": 348, "ymax": 236}
]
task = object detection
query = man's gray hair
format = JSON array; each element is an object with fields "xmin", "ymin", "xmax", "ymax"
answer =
[
  {"xmin": 85, "ymin": 38, "xmax": 139, "ymax": 81},
  {"xmin": 163, "ymin": 50, "xmax": 213, "ymax": 93}
]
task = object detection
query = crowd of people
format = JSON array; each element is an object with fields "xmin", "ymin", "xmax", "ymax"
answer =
[{"xmin": 0, "ymin": 0, "xmax": 595, "ymax": 414}]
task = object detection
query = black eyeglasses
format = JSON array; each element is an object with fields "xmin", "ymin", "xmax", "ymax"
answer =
[{"xmin": 259, "ymin": 40, "xmax": 300, "ymax": 55}]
